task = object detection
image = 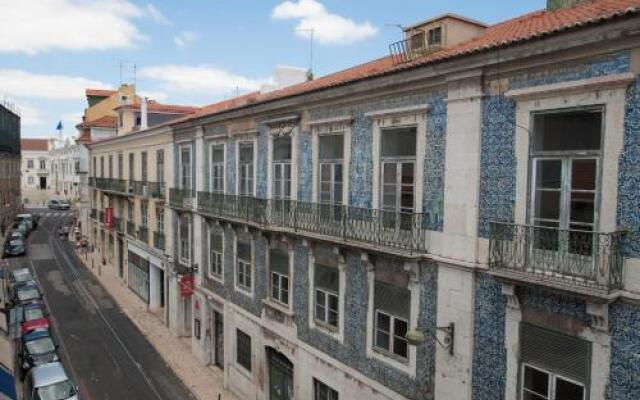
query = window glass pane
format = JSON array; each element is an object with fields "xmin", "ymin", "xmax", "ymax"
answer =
[
  {"xmin": 571, "ymin": 159, "xmax": 596, "ymax": 190},
  {"xmin": 393, "ymin": 337, "xmax": 408, "ymax": 358},
  {"xmin": 536, "ymin": 160, "xmax": 562, "ymax": 189},
  {"xmin": 534, "ymin": 191, "xmax": 561, "ymax": 220},
  {"xmin": 212, "ymin": 145, "xmax": 224, "ymax": 162},
  {"xmin": 239, "ymin": 143, "xmax": 253, "ymax": 162},
  {"xmin": 394, "ymin": 319, "xmax": 408, "ymax": 337},
  {"xmin": 238, "ymin": 239, "xmax": 252, "ymax": 260},
  {"xmin": 383, "ymin": 163, "xmax": 397, "ymax": 184},
  {"xmin": 377, "ymin": 312, "xmax": 390, "ymax": 332},
  {"xmin": 315, "ymin": 264, "xmax": 339, "ymax": 292},
  {"xmin": 533, "ymin": 110, "xmax": 602, "ymax": 152},
  {"xmin": 381, "ymin": 127, "xmax": 417, "ymax": 157},
  {"xmin": 273, "ymin": 137, "xmax": 292, "ymax": 160},
  {"xmin": 570, "ymin": 192, "xmax": 595, "ymax": 224},
  {"xmin": 376, "ymin": 331, "xmax": 390, "ymax": 350},
  {"xmin": 270, "ymin": 248, "xmax": 289, "ymax": 275},
  {"xmin": 523, "ymin": 366, "xmax": 549, "ymax": 396},
  {"xmin": 211, "ymin": 230, "xmax": 223, "ymax": 251},
  {"xmin": 319, "ymin": 135, "xmax": 344, "ymax": 160},
  {"xmin": 555, "ymin": 377, "xmax": 584, "ymax": 400}
]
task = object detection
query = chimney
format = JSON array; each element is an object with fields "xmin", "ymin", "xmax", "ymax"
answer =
[
  {"xmin": 141, "ymin": 97, "xmax": 148, "ymax": 129},
  {"xmin": 547, "ymin": 0, "xmax": 589, "ymax": 10}
]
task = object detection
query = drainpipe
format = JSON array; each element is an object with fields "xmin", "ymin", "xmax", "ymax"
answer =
[{"xmin": 141, "ymin": 97, "xmax": 149, "ymax": 129}]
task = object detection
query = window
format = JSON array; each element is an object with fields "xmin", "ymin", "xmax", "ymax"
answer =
[
  {"xmin": 238, "ymin": 142, "xmax": 254, "ymax": 196},
  {"xmin": 272, "ymin": 137, "xmax": 292, "ymax": 200},
  {"xmin": 270, "ymin": 243, "xmax": 290, "ymax": 305},
  {"xmin": 179, "ymin": 215, "xmax": 191, "ymax": 263},
  {"xmin": 381, "ymin": 127, "xmax": 416, "ymax": 221},
  {"xmin": 410, "ymin": 33, "xmax": 425, "ymax": 51},
  {"xmin": 522, "ymin": 365, "xmax": 585, "ymax": 400},
  {"xmin": 108, "ymin": 155, "xmax": 113, "ymax": 178},
  {"xmin": 27, "ymin": 159, "xmax": 34, "ymax": 169},
  {"xmin": 209, "ymin": 225, "xmax": 224, "ymax": 279},
  {"xmin": 530, "ymin": 109, "xmax": 602, "ymax": 255},
  {"xmin": 156, "ymin": 150, "xmax": 164, "ymax": 184},
  {"xmin": 141, "ymin": 151, "xmax": 148, "ymax": 182},
  {"xmin": 210, "ymin": 144, "xmax": 224, "ymax": 193},
  {"xmin": 236, "ymin": 233, "xmax": 252, "ymax": 292},
  {"xmin": 39, "ymin": 159, "xmax": 46, "ymax": 170},
  {"xmin": 180, "ymin": 146, "xmax": 192, "ymax": 190},
  {"xmin": 127, "ymin": 201, "xmax": 134, "ymax": 222},
  {"xmin": 118, "ymin": 111, "xmax": 123, "ymax": 127},
  {"xmin": 128, "ymin": 153, "xmax": 135, "ymax": 181},
  {"xmin": 156, "ymin": 206, "xmax": 164, "ymax": 233},
  {"xmin": 140, "ymin": 202, "xmax": 148, "ymax": 227},
  {"xmin": 93, "ymin": 157, "xmax": 97, "ymax": 178},
  {"xmin": 314, "ymin": 379, "xmax": 339, "ymax": 400},
  {"xmin": 236, "ymin": 329, "xmax": 252, "ymax": 372},
  {"xmin": 318, "ymin": 135, "xmax": 344, "ymax": 205},
  {"xmin": 100, "ymin": 156, "xmax": 104, "ymax": 178},
  {"xmin": 28, "ymin": 176, "xmax": 34, "ymax": 184},
  {"xmin": 373, "ymin": 280, "xmax": 410, "ymax": 359},
  {"xmin": 118, "ymin": 153, "xmax": 123, "ymax": 179},
  {"xmin": 428, "ymin": 27, "xmax": 442, "ymax": 46},
  {"xmin": 314, "ymin": 263, "xmax": 339, "ymax": 328}
]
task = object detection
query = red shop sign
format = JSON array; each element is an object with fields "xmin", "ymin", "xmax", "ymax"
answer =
[{"xmin": 179, "ymin": 274, "xmax": 194, "ymax": 297}]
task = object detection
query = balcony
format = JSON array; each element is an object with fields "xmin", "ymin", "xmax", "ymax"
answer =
[
  {"xmin": 132, "ymin": 181, "xmax": 150, "ymax": 197},
  {"xmin": 149, "ymin": 182, "xmax": 165, "ymax": 199},
  {"xmin": 127, "ymin": 221, "xmax": 136, "ymax": 236},
  {"xmin": 488, "ymin": 222, "xmax": 626, "ymax": 296},
  {"xmin": 153, "ymin": 231, "xmax": 165, "ymax": 251},
  {"xmin": 93, "ymin": 177, "xmax": 127, "ymax": 195},
  {"xmin": 138, "ymin": 226, "xmax": 149, "ymax": 243},
  {"xmin": 196, "ymin": 192, "xmax": 432, "ymax": 254},
  {"xmin": 169, "ymin": 188, "xmax": 195, "ymax": 210},
  {"xmin": 389, "ymin": 38, "xmax": 440, "ymax": 65}
]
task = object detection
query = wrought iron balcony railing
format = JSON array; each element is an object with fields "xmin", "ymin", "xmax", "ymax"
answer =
[
  {"xmin": 196, "ymin": 192, "xmax": 432, "ymax": 254},
  {"xmin": 488, "ymin": 222, "xmax": 625, "ymax": 295},
  {"xmin": 127, "ymin": 221, "xmax": 136, "ymax": 236},
  {"xmin": 149, "ymin": 182, "xmax": 165, "ymax": 199},
  {"xmin": 132, "ymin": 181, "xmax": 149, "ymax": 197},
  {"xmin": 169, "ymin": 188, "xmax": 195, "ymax": 209},
  {"xmin": 389, "ymin": 38, "xmax": 441, "ymax": 65},
  {"xmin": 88, "ymin": 177, "xmax": 96, "ymax": 187},
  {"xmin": 93, "ymin": 177, "xmax": 127, "ymax": 195},
  {"xmin": 138, "ymin": 226, "xmax": 149, "ymax": 243},
  {"xmin": 153, "ymin": 231, "xmax": 165, "ymax": 250}
]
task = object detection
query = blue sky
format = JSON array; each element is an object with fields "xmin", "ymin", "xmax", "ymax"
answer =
[{"xmin": 0, "ymin": 0, "xmax": 545, "ymax": 138}]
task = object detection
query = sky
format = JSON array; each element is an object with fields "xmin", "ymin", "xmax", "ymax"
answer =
[{"xmin": 0, "ymin": 0, "xmax": 545, "ymax": 138}]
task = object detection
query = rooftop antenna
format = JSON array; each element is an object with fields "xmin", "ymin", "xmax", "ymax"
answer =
[
  {"xmin": 133, "ymin": 63, "xmax": 137, "ymax": 87},
  {"xmin": 296, "ymin": 28, "xmax": 314, "ymax": 79}
]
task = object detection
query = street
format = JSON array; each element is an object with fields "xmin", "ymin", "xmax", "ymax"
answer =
[{"xmin": 6, "ymin": 209, "xmax": 196, "ymax": 400}]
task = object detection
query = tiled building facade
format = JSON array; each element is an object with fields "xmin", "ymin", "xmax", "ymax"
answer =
[
  {"xmin": 87, "ymin": 1, "xmax": 640, "ymax": 399},
  {"xmin": 0, "ymin": 103, "xmax": 21, "ymax": 234}
]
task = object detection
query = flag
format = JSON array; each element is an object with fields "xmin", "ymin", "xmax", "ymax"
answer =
[{"xmin": 56, "ymin": 121, "xmax": 63, "ymax": 131}]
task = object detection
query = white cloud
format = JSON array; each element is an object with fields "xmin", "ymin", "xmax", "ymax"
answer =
[
  {"xmin": 139, "ymin": 65, "xmax": 266, "ymax": 95},
  {"xmin": 146, "ymin": 3, "xmax": 172, "ymax": 26},
  {"xmin": 15, "ymin": 102, "xmax": 44, "ymax": 127},
  {"xmin": 61, "ymin": 112, "xmax": 84, "ymax": 127},
  {"xmin": 0, "ymin": 0, "xmax": 145, "ymax": 55},
  {"xmin": 272, "ymin": 0, "xmax": 377, "ymax": 45},
  {"xmin": 174, "ymin": 31, "xmax": 198, "ymax": 48},
  {"xmin": 0, "ymin": 69, "xmax": 111, "ymax": 100}
]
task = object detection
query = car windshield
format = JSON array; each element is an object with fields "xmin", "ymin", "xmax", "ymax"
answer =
[
  {"xmin": 13, "ymin": 270, "xmax": 32, "ymax": 282},
  {"xmin": 35, "ymin": 380, "xmax": 76, "ymax": 400},
  {"xmin": 26, "ymin": 337, "xmax": 55, "ymax": 355},
  {"xmin": 18, "ymin": 288, "xmax": 39, "ymax": 301},
  {"xmin": 25, "ymin": 307, "xmax": 44, "ymax": 321},
  {"xmin": 9, "ymin": 240, "xmax": 23, "ymax": 246}
]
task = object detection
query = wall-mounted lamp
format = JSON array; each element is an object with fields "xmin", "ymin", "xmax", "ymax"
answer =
[{"xmin": 405, "ymin": 323, "xmax": 455, "ymax": 356}]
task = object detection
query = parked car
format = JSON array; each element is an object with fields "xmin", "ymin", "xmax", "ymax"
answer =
[
  {"xmin": 16, "ymin": 301, "xmax": 48, "ymax": 331},
  {"xmin": 9, "ymin": 231, "xmax": 24, "ymax": 241},
  {"xmin": 18, "ymin": 329, "xmax": 59, "ymax": 380},
  {"xmin": 16, "ymin": 214, "xmax": 35, "ymax": 231},
  {"xmin": 48, "ymin": 200, "xmax": 62, "ymax": 210},
  {"xmin": 5, "ymin": 238, "xmax": 26, "ymax": 257},
  {"xmin": 58, "ymin": 200, "xmax": 71, "ymax": 211},
  {"xmin": 21, "ymin": 317, "xmax": 50, "ymax": 334},
  {"xmin": 10, "ymin": 268, "xmax": 33, "ymax": 285},
  {"xmin": 11, "ymin": 221, "xmax": 29, "ymax": 237},
  {"xmin": 23, "ymin": 362, "xmax": 79, "ymax": 400},
  {"xmin": 12, "ymin": 282, "xmax": 42, "ymax": 306}
]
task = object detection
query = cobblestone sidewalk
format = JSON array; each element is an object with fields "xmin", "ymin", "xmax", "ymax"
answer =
[{"xmin": 79, "ymin": 252, "xmax": 239, "ymax": 400}]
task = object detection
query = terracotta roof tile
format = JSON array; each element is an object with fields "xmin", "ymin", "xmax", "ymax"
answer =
[
  {"xmin": 21, "ymin": 138, "xmax": 49, "ymax": 151},
  {"xmin": 181, "ymin": 0, "xmax": 640, "ymax": 124},
  {"xmin": 86, "ymin": 89, "xmax": 116, "ymax": 97},
  {"xmin": 83, "ymin": 115, "xmax": 118, "ymax": 128},
  {"xmin": 119, "ymin": 100, "xmax": 199, "ymax": 114}
]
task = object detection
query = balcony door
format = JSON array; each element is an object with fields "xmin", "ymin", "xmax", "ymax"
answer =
[
  {"xmin": 380, "ymin": 127, "xmax": 416, "ymax": 231},
  {"xmin": 529, "ymin": 109, "xmax": 602, "ymax": 278}
]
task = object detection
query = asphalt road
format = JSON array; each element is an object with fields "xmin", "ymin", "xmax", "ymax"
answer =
[{"xmin": 7, "ymin": 209, "xmax": 196, "ymax": 400}]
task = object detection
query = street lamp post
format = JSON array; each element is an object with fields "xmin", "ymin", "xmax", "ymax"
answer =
[{"xmin": 405, "ymin": 322, "xmax": 455, "ymax": 356}]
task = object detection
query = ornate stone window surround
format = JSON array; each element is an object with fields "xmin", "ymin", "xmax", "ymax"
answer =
[
  {"xmin": 309, "ymin": 116, "xmax": 352, "ymax": 205},
  {"xmin": 234, "ymin": 227, "xmax": 255, "ymax": 298},
  {"xmin": 364, "ymin": 253, "xmax": 421, "ymax": 377},
  {"xmin": 265, "ymin": 116, "xmax": 299, "ymax": 200},
  {"xmin": 235, "ymin": 135, "xmax": 257, "ymax": 197},
  {"xmin": 501, "ymin": 72, "xmax": 634, "ymax": 400},
  {"xmin": 307, "ymin": 244, "xmax": 346, "ymax": 343},
  {"xmin": 366, "ymin": 105, "xmax": 429, "ymax": 212}
]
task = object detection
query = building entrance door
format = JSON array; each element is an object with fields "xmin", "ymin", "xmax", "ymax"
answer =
[
  {"xmin": 118, "ymin": 239, "xmax": 124, "ymax": 278},
  {"xmin": 39, "ymin": 177, "xmax": 46, "ymax": 190},
  {"xmin": 213, "ymin": 311, "xmax": 223, "ymax": 369},
  {"xmin": 267, "ymin": 348, "xmax": 293, "ymax": 400}
]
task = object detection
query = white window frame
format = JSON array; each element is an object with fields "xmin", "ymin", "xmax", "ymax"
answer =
[
  {"xmin": 308, "ymin": 248, "xmax": 345, "ymax": 342},
  {"xmin": 209, "ymin": 142, "xmax": 225, "ymax": 194},
  {"xmin": 178, "ymin": 215, "xmax": 191, "ymax": 265},
  {"xmin": 236, "ymin": 140, "xmax": 256, "ymax": 197},
  {"xmin": 208, "ymin": 224, "xmax": 224, "ymax": 282},
  {"xmin": 520, "ymin": 363, "xmax": 586, "ymax": 400},
  {"xmin": 311, "ymin": 119, "xmax": 351, "ymax": 205},
  {"xmin": 156, "ymin": 206, "xmax": 164, "ymax": 233},
  {"xmin": 179, "ymin": 144, "xmax": 192, "ymax": 191},
  {"xmin": 373, "ymin": 309, "xmax": 409, "ymax": 361},
  {"xmin": 315, "ymin": 287, "xmax": 339, "ymax": 329},
  {"xmin": 271, "ymin": 271, "xmax": 289, "ymax": 306},
  {"xmin": 266, "ymin": 123, "xmax": 298, "ymax": 201},
  {"xmin": 234, "ymin": 232, "xmax": 254, "ymax": 296},
  {"xmin": 140, "ymin": 202, "xmax": 148, "ymax": 227},
  {"xmin": 313, "ymin": 378, "xmax": 340, "ymax": 400}
]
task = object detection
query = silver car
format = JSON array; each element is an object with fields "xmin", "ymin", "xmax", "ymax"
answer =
[{"xmin": 23, "ymin": 362, "xmax": 79, "ymax": 400}]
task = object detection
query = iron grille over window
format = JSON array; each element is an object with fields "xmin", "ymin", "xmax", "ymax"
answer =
[{"xmin": 236, "ymin": 329, "xmax": 252, "ymax": 372}]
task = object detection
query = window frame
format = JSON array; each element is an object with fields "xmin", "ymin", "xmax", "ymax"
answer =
[
  {"xmin": 208, "ymin": 224, "xmax": 224, "ymax": 281},
  {"xmin": 237, "ymin": 141, "xmax": 255, "ymax": 197},
  {"xmin": 313, "ymin": 378, "xmax": 339, "ymax": 400},
  {"xmin": 236, "ymin": 329, "xmax": 252, "ymax": 373},
  {"xmin": 317, "ymin": 133, "xmax": 344, "ymax": 206},
  {"xmin": 379, "ymin": 125, "xmax": 418, "ymax": 216},
  {"xmin": 374, "ymin": 309, "xmax": 409, "ymax": 361},
  {"xmin": 209, "ymin": 142, "xmax": 225, "ymax": 194},
  {"xmin": 178, "ymin": 215, "xmax": 191, "ymax": 264},
  {"xmin": 271, "ymin": 136, "xmax": 293, "ymax": 201},
  {"xmin": 520, "ymin": 363, "xmax": 586, "ymax": 400},
  {"xmin": 235, "ymin": 233, "xmax": 253, "ymax": 295},
  {"xmin": 314, "ymin": 287, "xmax": 339, "ymax": 329},
  {"xmin": 179, "ymin": 144, "xmax": 192, "ymax": 191}
]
